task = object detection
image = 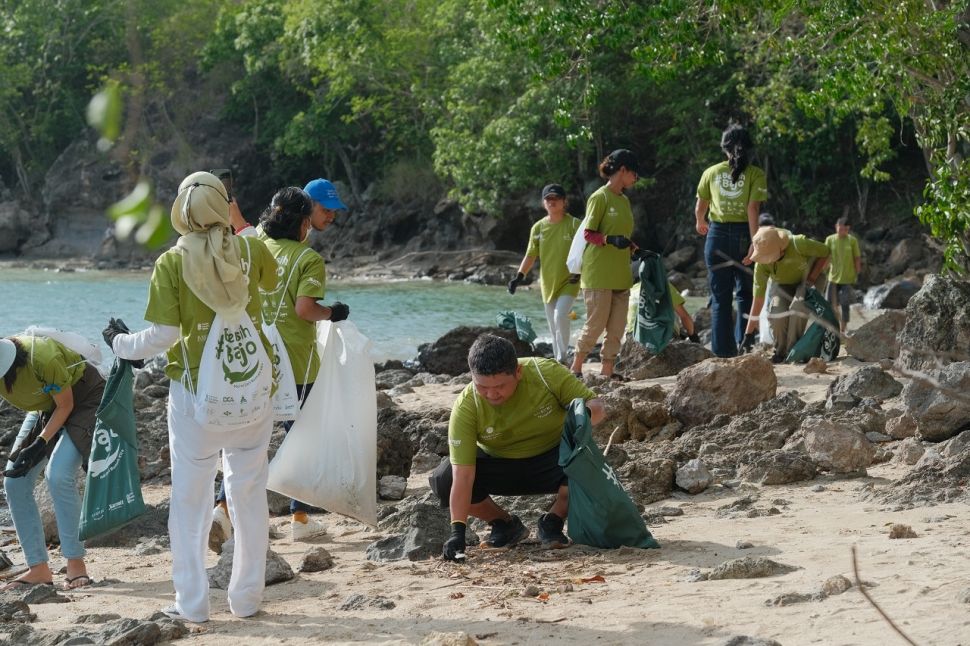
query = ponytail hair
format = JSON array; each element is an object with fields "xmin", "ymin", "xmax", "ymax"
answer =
[
  {"xmin": 598, "ymin": 148, "xmax": 639, "ymax": 179},
  {"xmin": 259, "ymin": 187, "xmax": 312, "ymax": 241},
  {"xmin": 720, "ymin": 124, "xmax": 753, "ymax": 183}
]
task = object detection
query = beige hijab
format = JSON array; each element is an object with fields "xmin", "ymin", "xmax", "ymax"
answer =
[{"xmin": 171, "ymin": 171, "xmax": 248, "ymax": 316}]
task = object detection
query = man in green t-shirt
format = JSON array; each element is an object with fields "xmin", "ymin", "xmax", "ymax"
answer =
[
  {"xmin": 741, "ymin": 218, "xmax": 829, "ymax": 361},
  {"xmin": 431, "ymin": 334, "xmax": 605, "ymax": 560},
  {"xmin": 820, "ymin": 217, "xmax": 862, "ymax": 334}
]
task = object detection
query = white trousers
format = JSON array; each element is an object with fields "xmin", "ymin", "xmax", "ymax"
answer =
[
  {"xmin": 544, "ymin": 295, "xmax": 576, "ymax": 363},
  {"xmin": 167, "ymin": 381, "xmax": 272, "ymax": 622}
]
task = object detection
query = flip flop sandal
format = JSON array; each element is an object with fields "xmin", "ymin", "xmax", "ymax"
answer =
[
  {"xmin": 2, "ymin": 579, "xmax": 53, "ymax": 591},
  {"xmin": 63, "ymin": 575, "xmax": 93, "ymax": 590}
]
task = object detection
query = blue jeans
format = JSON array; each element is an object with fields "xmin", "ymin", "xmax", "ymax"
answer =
[
  {"xmin": 3, "ymin": 413, "xmax": 86, "ymax": 567},
  {"xmin": 704, "ymin": 222, "xmax": 753, "ymax": 357}
]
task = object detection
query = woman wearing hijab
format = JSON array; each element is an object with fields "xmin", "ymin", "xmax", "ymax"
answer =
[
  {"xmin": 104, "ymin": 171, "xmax": 278, "ymax": 623},
  {"xmin": 0, "ymin": 334, "xmax": 103, "ymax": 590}
]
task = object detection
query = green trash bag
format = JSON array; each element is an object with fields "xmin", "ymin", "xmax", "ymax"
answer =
[
  {"xmin": 559, "ymin": 398, "xmax": 660, "ymax": 549},
  {"xmin": 496, "ymin": 310, "xmax": 537, "ymax": 344},
  {"xmin": 786, "ymin": 287, "xmax": 841, "ymax": 363},
  {"xmin": 78, "ymin": 359, "xmax": 146, "ymax": 541},
  {"xmin": 634, "ymin": 253, "xmax": 675, "ymax": 354}
]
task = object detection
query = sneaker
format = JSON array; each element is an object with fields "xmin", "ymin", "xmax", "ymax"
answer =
[
  {"xmin": 484, "ymin": 515, "xmax": 529, "ymax": 548},
  {"xmin": 291, "ymin": 517, "xmax": 328, "ymax": 541},
  {"xmin": 537, "ymin": 513, "xmax": 570, "ymax": 549},
  {"xmin": 208, "ymin": 505, "xmax": 232, "ymax": 555},
  {"xmin": 160, "ymin": 605, "xmax": 207, "ymax": 623}
]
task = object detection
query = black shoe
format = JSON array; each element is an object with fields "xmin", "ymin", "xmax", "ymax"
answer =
[
  {"xmin": 485, "ymin": 515, "xmax": 529, "ymax": 548},
  {"xmin": 537, "ymin": 512, "xmax": 570, "ymax": 549}
]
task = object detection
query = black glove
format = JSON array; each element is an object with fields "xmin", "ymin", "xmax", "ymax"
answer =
[
  {"xmin": 688, "ymin": 333, "xmax": 701, "ymax": 344},
  {"xmin": 568, "ymin": 273, "xmax": 580, "ymax": 284},
  {"xmin": 739, "ymin": 332, "xmax": 757, "ymax": 354},
  {"xmin": 507, "ymin": 272, "xmax": 525, "ymax": 295},
  {"xmin": 101, "ymin": 317, "xmax": 130, "ymax": 350},
  {"xmin": 442, "ymin": 521, "xmax": 467, "ymax": 561},
  {"xmin": 605, "ymin": 235, "xmax": 631, "ymax": 249},
  {"xmin": 4, "ymin": 437, "xmax": 48, "ymax": 478},
  {"xmin": 329, "ymin": 302, "xmax": 350, "ymax": 322}
]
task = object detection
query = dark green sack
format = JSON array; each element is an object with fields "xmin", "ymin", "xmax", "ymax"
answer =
[
  {"xmin": 496, "ymin": 310, "xmax": 537, "ymax": 344},
  {"xmin": 786, "ymin": 287, "xmax": 841, "ymax": 363},
  {"xmin": 634, "ymin": 254, "xmax": 675, "ymax": 354},
  {"xmin": 78, "ymin": 359, "xmax": 146, "ymax": 541},
  {"xmin": 559, "ymin": 398, "xmax": 660, "ymax": 549}
]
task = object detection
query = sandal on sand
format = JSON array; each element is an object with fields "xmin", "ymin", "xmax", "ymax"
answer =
[
  {"xmin": 63, "ymin": 575, "xmax": 92, "ymax": 590},
  {"xmin": 2, "ymin": 579, "xmax": 53, "ymax": 591}
]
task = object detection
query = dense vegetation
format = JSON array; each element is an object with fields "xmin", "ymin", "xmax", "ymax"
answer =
[{"xmin": 1, "ymin": 0, "xmax": 967, "ymax": 269}]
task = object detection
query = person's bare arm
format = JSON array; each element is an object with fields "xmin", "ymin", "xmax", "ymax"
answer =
[
  {"xmin": 294, "ymin": 296, "xmax": 334, "ymax": 322},
  {"xmin": 694, "ymin": 198, "xmax": 710, "ymax": 236},
  {"xmin": 517, "ymin": 256, "xmax": 537, "ymax": 276},
  {"xmin": 744, "ymin": 295, "xmax": 766, "ymax": 335},
  {"xmin": 41, "ymin": 387, "xmax": 74, "ymax": 442},
  {"xmin": 586, "ymin": 398, "xmax": 606, "ymax": 426},
  {"xmin": 449, "ymin": 464, "xmax": 476, "ymax": 524}
]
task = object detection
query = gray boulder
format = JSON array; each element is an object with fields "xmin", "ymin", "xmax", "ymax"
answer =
[
  {"xmin": 863, "ymin": 279, "xmax": 921, "ymax": 310},
  {"xmin": 902, "ymin": 361, "xmax": 970, "ymax": 442},
  {"xmin": 378, "ymin": 475, "xmax": 408, "ymax": 500},
  {"xmin": 896, "ymin": 275, "xmax": 970, "ymax": 371},
  {"xmin": 616, "ymin": 338, "xmax": 714, "ymax": 380},
  {"xmin": 675, "ymin": 459, "xmax": 713, "ymax": 494},
  {"xmin": 367, "ymin": 494, "xmax": 463, "ymax": 562},
  {"xmin": 894, "ymin": 438, "xmax": 925, "ymax": 465},
  {"xmin": 617, "ymin": 451, "xmax": 678, "ymax": 505},
  {"xmin": 416, "ymin": 326, "xmax": 533, "ymax": 375},
  {"xmin": 207, "ymin": 543, "xmax": 294, "ymax": 589},
  {"xmin": 667, "ymin": 355, "xmax": 777, "ymax": 428},
  {"xmin": 885, "ymin": 412, "xmax": 918, "ymax": 439},
  {"xmin": 827, "ymin": 365, "xmax": 902, "ymax": 403},
  {"xmin": 376, "ymin": 406, "xmax": 416, "ymax": 478},
  {"xmin": 739, "ymin": 450, "xmax": 817, "ymax": 485},
  {"xmin": 299, "ymin": 547, "xmax": 335, "ymax": 573},
  {"xmin": 665, "ymin": 246, "xmax": 696, "ymax": 272},
  {"xmin": 797, "ymin": 417, "xmax": 875, "ymax": 474},
  {"xmin": 844, "ymin": 310, "xmax": 906, "ymax": 362}
]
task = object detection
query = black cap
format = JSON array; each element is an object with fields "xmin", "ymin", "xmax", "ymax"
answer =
[
  {"xmin": 607, "ymin": 149, "xmax": 639, "ymax": 175},
  {"xmin": 541, "ymin": 184, "xmax": 566, "ymax": 199},
  {"xmin": 758, "ymin": 212, "xmax": 775, "ymax": 227}
]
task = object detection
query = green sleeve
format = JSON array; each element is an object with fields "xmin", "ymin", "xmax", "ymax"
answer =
[
  {"xmin": 257, "ymin": 242, "xmax": 278, "ymax": 292},
  {"xmin": 696, "ymin": 167, "xmax": 713, "ymax": 201},
  {"xmin": 754, "ymin": 264, "xmax": 770, "ymax": 298},
  {"xmin": 668, "ymin": 282, "xmax": 686, "ymax": 307},
  {"xmin": 584, "ymin": 191, "xmax": 607, "ymax": 232},
  {"xmin": 793, "ymin": 236, "xmax": 830, "ymax": 258},
  {"xmin": 144, "ymin": 255, "xmax": 180, "ymax": 327},
  {"xmin": 541, "ymin": 359, "xmax": 595, "ymax": 407},
  {"xmin": 852, "ymin": 236, "xmax": 861, "ymax": 258},
  {"xmin": 525, "ymin": 221, "xmax": 541, "ymax": 258},
  {"xmin": 295, "ymin": 252, "xmax": 326, "ymax": 300},
  {"xmin": 447, "ymin": 388, "xmax": 479, "ymax": 466},
  {"xmin": 748, "ymin": 166, "xmax": 768, "ymax": 203},
  {"xmin": 38, "ymin": 355, "xmax": 73, "ymax": 393}
]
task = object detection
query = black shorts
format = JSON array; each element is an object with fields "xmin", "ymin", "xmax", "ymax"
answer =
[{"xmin": 429, "ymin": 446, "xmax": 566, "ymax": 507}]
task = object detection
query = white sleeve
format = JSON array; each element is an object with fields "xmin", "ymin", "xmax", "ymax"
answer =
[{"xmin": 112, "ymin": 323, "xmax": 180, "ymax": 360}]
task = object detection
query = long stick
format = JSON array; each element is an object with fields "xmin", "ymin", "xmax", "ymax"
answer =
[{"xmin": 851, "ymin": 546, "xmax": 918, "ymax": 646}]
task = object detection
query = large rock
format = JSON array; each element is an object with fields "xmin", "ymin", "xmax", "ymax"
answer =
[
  {"xmin": 675, "ymin": 459, "xmax": 712, "ymax": 494},
  {"xmin": 863, "ymin": 279, "xmax": 921, "ymax": 310},
  {"xmin": 665, "ymin": 246, "xmax": 696, "ymax": 272},
  {"xmin": 738, "ymin": 450, "xmax": 817, "ymax": 485},
  {"xmin": 827, "ymin": 365, "xmax": 902, "ymax": 403},
  {"xmin": 207, "ymin": 543, "xmax": 294, "ymax": 589},
  {"xmin": 376, "ymin": 406, "xmax": 416, "ymax": 478},
  {"xmin": 616, "ymin": 339, "xmax": 714, "ymax": 380},
  {"xmin": 844, "ymin": 311, "xmax": 906, "ymax": 362},
  {"xmin": 594, "ymin": 393, "xmax": 671, "ymax": 444},
  {"xmin": 885, "ymin": 238, "xmax": 927, "ymax": 276},
  {"xmin": 367, "ymin": 494, "xmax": 457, "ymax": 562},
  {"xmin": 896, "ymin": 275, "xmax": 970, "ymax": 371},
  {"xmin": 902, "ymin": 361, "xmax": 970, "ymax": 442},
  {"xmin": 667, "ymin": 355, "xmax": 777, "ymax": 428},
  {"xmin": 416, "ymin": 326, "xmax": 533, "ymax": 375},
  {"xmin": 797, "ymin": 418, "xmax": 875, "ymax": 474},
  {"xmin": 617, "ymin": 450, "xmax": 677, "ymax": 505},
  {"xmin": 0, "ymin": 200, "xmax": 34, "ymax": 253}
]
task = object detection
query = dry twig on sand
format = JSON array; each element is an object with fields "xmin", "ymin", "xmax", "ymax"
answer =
[{"xmin": 851, "ymin": 546, "xmax": 918, "ymax": 646}]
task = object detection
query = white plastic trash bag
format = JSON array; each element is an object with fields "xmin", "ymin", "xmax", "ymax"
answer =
[
  {"xmin": 24, "ymin": 326, "xmax": 107, "ymax": 377},
  {"xmin": 267, "ymin": 320, "xmax": 377, "ymax": 526},
  {"xmin": 263, "ymin": 322, "xmax": 300, "ymax": 422},
  {"xmin": 566, "ymin": 222, "xmax": 586, "ymax": 274}
]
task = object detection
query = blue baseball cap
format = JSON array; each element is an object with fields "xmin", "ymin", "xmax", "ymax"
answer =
[{"xmin": 303, "ymin": 178, "xmax": 348, "ymax": 211}]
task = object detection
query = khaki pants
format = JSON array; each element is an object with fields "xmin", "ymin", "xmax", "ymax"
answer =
[
  {"xmin": 768, "ymin": 283, "xmax": 810, "ymax": 358},
  {"xmin": 576, "ymin": 288, "xmax": 630, "ymax": 361}
]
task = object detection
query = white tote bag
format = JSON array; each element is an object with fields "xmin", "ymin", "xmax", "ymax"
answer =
[
  {"xmin": 566, "ymin": 220, "xmax": 587, "ymax": 274},
  {"xmin": 267, "ymin": 320, "xmax": 377, "ymax": 526},
  {"xmin": 262, "ymin": 247, "xmax": 313, "ymax": 422}
]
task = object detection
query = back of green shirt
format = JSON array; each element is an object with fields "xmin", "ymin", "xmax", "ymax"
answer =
[
  {"xmin": 580, "ymin": 185, "xmax": 634, "ymax": 290},
  {"xmin": 525, "ymin": 215, "xmax": 581, "ymax": 302},
  {"xmin": 697, "ymin": 162, "xmax": 768, "ymax": 223},
  {"xmin": 258, "ymin": 234, "xmax": 327, "ymax": 385},
  {"xmin": 0, "ymin": 336, "xmax": 85, "ymax": 412},
  {"xmin": 825, "ymin": 233, "xmax": 861, "ymax": 284},
  {"xmin": 448, "ymin": 358, "xmax": 596, "ymax": 465},
  {"xmin": 753, "ymin": 232, "xmax": 830, "ymax": 297},
  {"xmin": 144, "ymin": 237, "xmax": 279, "ymax": 389}
]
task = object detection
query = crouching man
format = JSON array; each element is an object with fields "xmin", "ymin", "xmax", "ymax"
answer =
[{"xmin": 430, "ymin": 334, "xmax": 605, "ymax": 561}]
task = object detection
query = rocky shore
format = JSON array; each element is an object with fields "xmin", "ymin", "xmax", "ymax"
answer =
[{"xmin": 0, "ymin": 277, "xmax": 967, "ymax": 645}]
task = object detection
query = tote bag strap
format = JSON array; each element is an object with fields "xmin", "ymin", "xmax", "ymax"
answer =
[{"xmin": 267, "ymin": 247, "xmax": 314, "ymax": 325}]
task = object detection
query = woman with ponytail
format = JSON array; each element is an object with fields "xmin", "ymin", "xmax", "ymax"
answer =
[
  {"xmin": 694, "ymin": 124, "xmax": 768, "ymax": 357},
  {"xmin": 104, "ymin": 171, "xmax": 278, "ymax": 623}
]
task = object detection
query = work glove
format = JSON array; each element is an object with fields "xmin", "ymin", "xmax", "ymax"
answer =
[
  {"xmin": 507, "ymin": 272, "xmax": 525, "ymax": 295},
  {"xmin": 568, "ymin": 274, "xmax": 580, "ymax": 284},
  {"xmin": 739, "ymin": 332, "xmax": 757, "ymax": 354},
  {"xmin": 4, "ymin": 437, "xmax": 48, "ymax": 478},
  {"xmin": 605, "ymin": 235, "xmax": 631, "ymax": 249},
  {"xmin": 102, "ymin": 317, "xmax": 130, "ymax": 349},
  {"xmin": 442, "ymin": 521, "xmax": 467, "ymax": 561},
  {"xmin": 688, "ymin": 333, "xmax": 701, "ymax": 344},
  {"xmin": 329, "ymin": 302, "xmax": 350, "ymax": 322}
]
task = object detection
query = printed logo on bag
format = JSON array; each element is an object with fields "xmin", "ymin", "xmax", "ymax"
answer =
[
  {"xmin": 89, "ymin": 420, "xmax": 124, "ymax": 479},
  {"xmin": 216, "ymin": 325, "xmax": 263, "ymax": 385}
]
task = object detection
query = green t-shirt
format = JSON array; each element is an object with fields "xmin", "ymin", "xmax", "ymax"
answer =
[
  {"xmin": 448, "ymin": 358, "xmax": 596, "ymax": 465},
  {"xmin": 144, "ymin": 237, "xmax": 278, "ymax": 388},
  {"xmin": 525, "ymin": 215, "xmax": 581, "ymax": 302},
  {"xmin": 824, "ymin": 233, "xmax": 861, "ymax": 285},
  {"xmin": 580, "ymin": 185, "xmax": 635, "ymax": 290},
  {"xmin": 258, "ymin": 232, "xmax": 327, "ymax": 385},
  {"xmin": 0, "ymin": 336, "xmax": 85, "ymax": 412},
  {"xmin": 696, "ymin": 162, "xmax": 768, "ymax": 223},
  {"xmin": 753, "ymin": 232, "xmax": 830, "ymax": 297}
]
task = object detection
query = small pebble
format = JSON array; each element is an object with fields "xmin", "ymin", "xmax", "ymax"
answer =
[
  {"xmin": 736, "ymin": 541, "xmax": 754, "ymax": 550},
  {"xmin": 810, "ymin": 485, "xmax": 825, "ymax": 492},
  {"xmin": 524, "ymin": 584, "xmax": 540, "ymax": 597},
  {"xmin": 889, "ymin": 524, "xmax": 918, "ymax": 539}
]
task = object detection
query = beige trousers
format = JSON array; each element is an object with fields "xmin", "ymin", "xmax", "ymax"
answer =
[
  {"xmin": 576, "ymin": 288, "xmax": 630, "ymax": 361},
  {"xmin": 768, "ymin": 283, "xmax": 810, "ymax": 358}
]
